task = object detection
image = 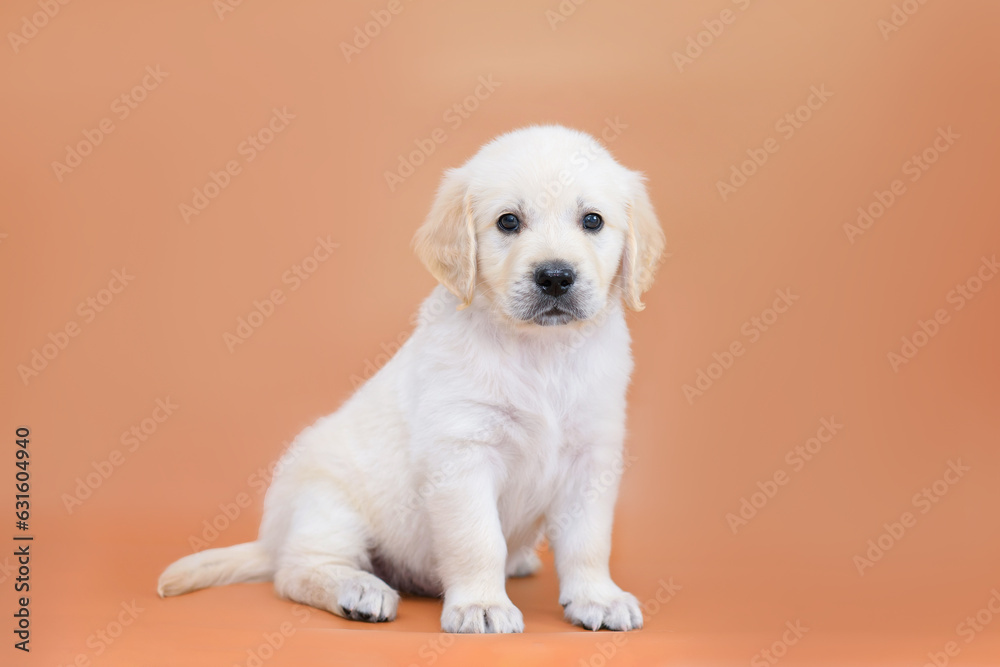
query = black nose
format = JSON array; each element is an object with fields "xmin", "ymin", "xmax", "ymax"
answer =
[{"xmin": 534, "ymin": 263, "xmax": 575, "ymax": 297}]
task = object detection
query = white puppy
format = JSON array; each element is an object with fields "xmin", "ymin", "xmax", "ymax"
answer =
[{"xmin": 158, "ymin": 125, "xmax": 665, "ymax": 633}]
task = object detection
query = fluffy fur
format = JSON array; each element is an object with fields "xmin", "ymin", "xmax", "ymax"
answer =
[{"xmin": 158, "ymin": 125, "xmax": 665, "ymax": 633}]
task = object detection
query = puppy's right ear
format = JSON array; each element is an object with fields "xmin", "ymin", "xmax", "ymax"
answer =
[{"xmin": 413, "ymin": 167, "xmax": 477, "ymax": 308}]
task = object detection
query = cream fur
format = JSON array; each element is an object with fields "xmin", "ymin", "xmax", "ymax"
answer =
[{"xmin": 158, "ymin": 125, "xmax": 665, "ymax": 633}]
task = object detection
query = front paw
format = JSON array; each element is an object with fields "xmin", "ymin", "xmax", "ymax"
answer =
[
  {"xmin": 561, "ymin": 585, "xmax": 643, "ymax": 631},
  {"xmin": 441, "ymin": 600, "xmax": 524, "ymax": 633}
]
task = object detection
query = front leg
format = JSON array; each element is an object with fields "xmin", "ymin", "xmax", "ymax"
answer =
[
  {"xmin": 548, "ymin": 438, "xmax": 642, "ymax": 631},
  {"xmin": 425, "ymin": 444, "xmax": 524, "ymax": 634}
]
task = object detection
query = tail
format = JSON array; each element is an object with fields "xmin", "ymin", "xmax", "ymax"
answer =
[{"xmin": 158, "ymin": 541, "xmax": 273, "ymax": 597}]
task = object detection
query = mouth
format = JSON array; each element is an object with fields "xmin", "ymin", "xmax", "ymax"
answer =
[
  {"xmin": 505, "ymin": 277, "xmax": 592, "ymax": 326},
  {"xmin": 530, "ymin": 305, "xmax": 577, "ymax": 326}
]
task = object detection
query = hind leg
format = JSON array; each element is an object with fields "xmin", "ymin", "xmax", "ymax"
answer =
[
  {"xmin": 276, "ymin": 564, "xmax": 399, "ymax": 622},
  {"xmin": 506, "ymin": 524, "xmax": 543, "ymax": 578},
  {"xmin": 271, "ymin": 483, "xmax": 399, "ymax": 623}
]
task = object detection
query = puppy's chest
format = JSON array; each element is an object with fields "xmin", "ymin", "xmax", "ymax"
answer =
[
  {"xmin": 497, "ymin": 343, "xmax": 624, "ymax": 460},
  {"xmin": 495, "ymin": 382, "xmax": 603, "ymax": 524},
  {"xmin": 485, "ymin": 331, "xmax": 630, "ymax": 521}
]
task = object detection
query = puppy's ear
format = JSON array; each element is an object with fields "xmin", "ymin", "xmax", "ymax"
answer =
[
  {"xmin": 621, "ymin": 173, "xmax": 666, "ymax": 312},
  {"xmin": 413, "ymin": 167, "xmax": 477, "ymax": 307}
]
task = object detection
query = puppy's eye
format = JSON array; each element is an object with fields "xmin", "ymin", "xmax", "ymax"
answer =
[
  {"xmin": 497, "ymin": 213, "xmax": 521, "ymax": 233},
  {"xmin": 582, "ymin": 213, "xmax": 603, "ymax": 231}
]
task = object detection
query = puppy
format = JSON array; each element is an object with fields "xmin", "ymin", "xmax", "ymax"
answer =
[{"xmin": 158, "ymin": 125, "xmax": 665, "ymax": 633}]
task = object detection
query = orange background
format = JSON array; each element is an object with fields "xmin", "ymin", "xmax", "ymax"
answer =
[{"xmin": 3, "ymin": 1, "xmax": 1000, "ymax": 665}]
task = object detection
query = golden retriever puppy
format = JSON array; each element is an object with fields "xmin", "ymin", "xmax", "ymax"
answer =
[{"xmin": 159, "ymin": 125, "xmax": 665, "ymax": 633}]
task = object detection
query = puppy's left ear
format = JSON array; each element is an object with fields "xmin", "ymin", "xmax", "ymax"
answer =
[
  {"xmin": 412, "ymin": 167, "xmax": 477, "ymax": 308},
  {"xmin": 621, "ymin": 173, "xmax": 666, "ymax": 312}
]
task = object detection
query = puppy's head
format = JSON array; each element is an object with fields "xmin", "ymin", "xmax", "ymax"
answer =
[{"xmin": 413, "ymin": 125, "xmax": 665, "ymax": 326}]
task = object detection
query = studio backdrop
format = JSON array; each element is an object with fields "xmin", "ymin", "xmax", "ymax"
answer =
[{"xmin": 2, "ymin": 1, "xmax": 999, "ymax": 665}]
